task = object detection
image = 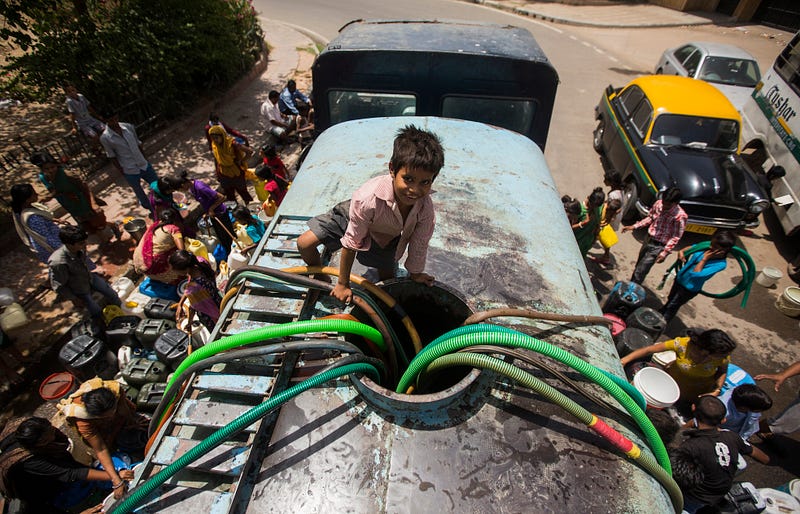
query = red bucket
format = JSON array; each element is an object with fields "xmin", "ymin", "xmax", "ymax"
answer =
[
  {"xmin": 39, "ymin": 372, "xmax": 79, "ymax": 402},
  {"xmin": 603, "ymin": 313, "xmax": 626, "ymax": 338}
]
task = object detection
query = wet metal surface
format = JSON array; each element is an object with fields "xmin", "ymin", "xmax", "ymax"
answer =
[
  {"xmin": 153, "ymin": 437, "xmax": 249, "ymax": 476},
  {"xmin": 173, "ymin": 400, "xmax": 261, "ymax": 432},
  {"xmin": 192, "ymin": 373, "xmax": 276, "ymax": 396}
]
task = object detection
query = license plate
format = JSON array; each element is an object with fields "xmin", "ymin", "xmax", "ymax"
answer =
[{"xmin": 685, "ymin": 224, "xmax": 716, "ymax": 235}]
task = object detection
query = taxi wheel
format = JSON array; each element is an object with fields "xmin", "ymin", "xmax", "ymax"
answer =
[
  {"xmin": 621, "ymin": 180, "xmax": 639, "ymax": 223},
  {"xmin": 592, "ymin": 122, "xmax": 604, "ymax": 154}
]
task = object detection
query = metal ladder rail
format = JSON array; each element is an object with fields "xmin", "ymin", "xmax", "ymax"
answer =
[{"xmin": 131, "ymin": 215, "xmax": 347, "ymax": 512}]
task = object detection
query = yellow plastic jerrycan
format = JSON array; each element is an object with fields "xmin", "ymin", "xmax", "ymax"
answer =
[{"xmin": 186, "ymin": 237, "xmax": 209, "ymax": 261}]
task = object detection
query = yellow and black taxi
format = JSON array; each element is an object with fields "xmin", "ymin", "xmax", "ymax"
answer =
[{"xmin": 593, "ymin": 75, "xmax": 769, "ymax": 233}]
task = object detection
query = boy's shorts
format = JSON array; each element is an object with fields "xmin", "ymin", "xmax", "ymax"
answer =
[{"xmin": 308, "ymin": 200, "xmax": 399, "ymax": 271}]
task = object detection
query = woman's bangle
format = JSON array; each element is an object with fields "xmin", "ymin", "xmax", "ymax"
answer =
[{"xmin": 112, "ymin": 481, "xmax": 126, "ymax": 489}]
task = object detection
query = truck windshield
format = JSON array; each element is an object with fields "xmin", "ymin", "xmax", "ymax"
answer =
[
  {"xmin": 329, "ymin": 91, "xmax": 416, "ymax": 125},
  {"xmin": 649, "ymin": 114, "xmax": 739, "ymax": 151},
  {"xmin": 442, "ymin": 96, "xmax": 536, "ymax": 135}
]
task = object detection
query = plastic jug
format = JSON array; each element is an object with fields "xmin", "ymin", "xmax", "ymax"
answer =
[
  {"xmin": 113, "ymin": 277, "xmax": 135, "ymax": 300},
  {"xmin": 186, "ymin": 237, "xmax": 209, "ymax": 261},
  {"xmin": 235, "ymin": 224, "xmax": 254, "ymax": 247},
  {"xmin": 0, "ymin": 303, "xmax": 29, "ymax": 331},
  {"xmin": 198, "ymin": 234, "xmax": 219, "ymax": 254},
  {"xmin": 0, "ymin": 287, "xmax": 15, "ymax": 307},
  {"xmin": 227, "ymin": 243, "xmax": 248, "ymax": 271}
]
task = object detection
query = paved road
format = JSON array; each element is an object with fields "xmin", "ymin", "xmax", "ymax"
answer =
[{"xmin": 258, "ymin": 0, "xmax": 800, "ymax": 489}]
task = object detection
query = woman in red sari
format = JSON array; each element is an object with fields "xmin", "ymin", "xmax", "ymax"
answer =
[{"xmin": 132, "ymin": 209, "xmax": 185, "ymax": 284}]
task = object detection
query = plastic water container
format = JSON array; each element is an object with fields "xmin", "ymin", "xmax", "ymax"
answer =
[
  {"xmin": 135, "ymin": 318, "xmax": 176, "ymax": 349},
  {"xmin": 113, "ymin": 277, "xmax": 135, "ymax": 300},
  {"xmin": 602, "ymin": 281, "xmax": 645, "ymax": 318},
  {"xmin": 123, "ymin": 290, "xmax": 149, "ymax": 318},
  {"xmin": 144, "ymin": 297, "xmax": 177, "ymax": 320},
  {"xmin": 758, "ymin": 488, "xmax": 800, "ymax": 513},
  {"xmin": 106, "ymin": 315, "xmax": 142, "ymax": 349},
  {"xmin": 756, "ymin": 266, "xmax": 783, "ymax": 288},
  {"xmin": 178, "ymin": 318, "xmax": 211, "ymax": 348},
  {"xmin": 70, "ymin": 318, "xmax": 106, "ymax": 341},
  {"xmin": 615, "ymin": 328, "xmax": 653, "ymax": 358},
  {"xmin": 39, "ymin": 372, "xmax": 79, "ymax": 402},
  {"xmin": 625, "ymin": 307, "xmax": 666, "ymax": 340},
  {"xmin": 154, "ymin": 328, "xmax": 190, "ymax": 370},
  {"xmin": 227, "ymin": 244, "xmax": 248, "ymax": 271},
  {"xmin": 121, "ymin": 357, "xmax": 169, "ymax": 386},
  {"xmin": 0, "ymin": 302, "xmax": 29, "ymax": 332},
  {"xmin": 187, "ymin": 237, "xmax": 209, "ymax": 261},
  {"xmin": 775, "ymin": 286, "xmax": 800, "ymax": 318},
  {"xmin": 58, "ymin": 335, "xmax": 118, "ymax": 381},
  {"xmin": 632, "ymin": 367, "xmax": 680, "ymax": 409},
  {"xmin": 0, "ymin": 287, "xmax": 15, "ymax": 307},
  {"xmin": 136, "ymin": 382, "xmax": 168, "ymax": 412},
  {"xmin": 603, "ymin": 313, "xmax": 626, "ymax": 338}
]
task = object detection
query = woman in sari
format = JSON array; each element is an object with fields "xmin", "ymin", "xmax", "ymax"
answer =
[
  {"xmin": 169, "ymin": 250, "xmax": 221, "ymax": 331},
  {"xmin": 11, "ymin": 184, "xmax": 63, "ymax": 264},
  {"xmin": 147, "ymin": 177, "xmax": 180, "ymax": 221},
  {"xmin": 572, "ymin": 187, "xmax": 605, "ymax": 257},
  {"xmin": 164, "ymin": 171, "xmax": 234, "ymax": 254},
  {"xmin": 30, "ymin": 151, "xmax": 119, "ymax": 241},
  {"xmin": 132, "ymin": 209, "xmax": 185, "ymax": 284},
  {"xmin": 208, "ymin": 125, "xmax": 253, "ymax": 204}
]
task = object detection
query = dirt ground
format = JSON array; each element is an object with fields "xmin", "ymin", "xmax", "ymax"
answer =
[{"xmin": 0, "ymin": 32, "xmax": 317, "ymax": 409}]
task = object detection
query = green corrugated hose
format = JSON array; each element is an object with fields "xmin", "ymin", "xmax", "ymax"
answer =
[
  {"xmin": 423, "ymin": 323, "xmax": 647, "ymax": 410},
  {"xmin": 109, "ymin": 362, "xmax": 381, "ymax": 514},
  {"xmin": 397, "ymin": 324, "xmax": 671, "ymax": 474},
  {"xmin": 661, "ymin": 242, "xmax": 755, "ymax": 308},
  {"xmin": 425, "ymin": 352, "xmax": 682, "ymax": 513},
  {"xmin": 166, "ymin": 319, "xmax": 384, "ymax": 397}
]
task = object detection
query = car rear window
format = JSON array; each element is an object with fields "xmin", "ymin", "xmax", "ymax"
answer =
[
  {"xmin": 649, "ymin": 114, "xmax": 739, "ymax": 151},
  {"xmin": 698, "ymin": 57, "xmax": 760, "ymax": 87}
]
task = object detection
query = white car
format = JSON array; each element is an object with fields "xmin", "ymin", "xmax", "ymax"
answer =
[{"xmin": 654, "ymin": 42, "xmax": 761, "ymax": 110}]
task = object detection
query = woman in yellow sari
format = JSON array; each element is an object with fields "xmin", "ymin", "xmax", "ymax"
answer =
[{"xmin": 208, "ymin": 125, "xmax": 253, "ymax": 204}]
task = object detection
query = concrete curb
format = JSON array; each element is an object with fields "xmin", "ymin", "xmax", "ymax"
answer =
[{"xmin": 470, "ymin": 0, "xmax": 715, "ymax": 28}]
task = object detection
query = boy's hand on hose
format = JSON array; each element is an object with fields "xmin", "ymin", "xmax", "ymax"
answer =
[
  {"xmin": 331, "ymin": 283, "xmax": 353, "ymax": 304},
  {"xmin": 410, "ymin": 272, "xmax": 435, "ymax": 286}
]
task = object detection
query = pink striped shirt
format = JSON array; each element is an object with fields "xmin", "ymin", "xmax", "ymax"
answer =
[
  {"xmin": 632, "ymin": 199, "xmax": 687, "ymax": 258},
  {"xmin": 340, "ymin": 175, "xmax": 435, "ymax": 274}
]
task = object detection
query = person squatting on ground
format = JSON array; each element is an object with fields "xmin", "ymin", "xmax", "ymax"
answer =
[
  {"xmin": 0, "ymin": 417, "xmax": 133, "ymax": 513},
  {"xmin": 572, "ymin": 187, "xmax": 605, "ymax": 257},
  {"xmin": 31, "ymin": 151, "xmax": 120, "ymax": 243},
  {"xmin": 58, "ymin": 378, "xmax": 148, "ymax": 500},
  {"xmin": 296, "ymin": 124, "xmax": 445, "ymax": 304},
  {"xmin": 676, "ymin": 396, "xmax": 769, "ymax": 513},
  {"xmin": 148, "ymin": 177, "xmax": 181, "ymax": 221},
  {"xmin": 11, "ymin": 183, "xmax": 64, "ymax": 264},
  {"xmin": 261, "ymin": 90, "xmax": 296, "ymax": 143},
  {"xmin": 48, "ymin": 225, "xmax": 121, "ymax": 320},
  {"xmin": 100, "ymin": 111, "xmax": 159, "ymax": 211},
  {"xmin": 279, "ymin": 79, "xmax": 313, "ymax": 127},
  {"xmin": 622, "ymin": 186, "xmax": 687, "ymax": 285},
  {"xmin": 659, "ymin": 230, "xmax": 736, "ymax": 324},
  {"xmin": 132, "ymin": 209, "xmax": 186, "ymax": 285},
  {"xmin": 755, "ymin": 360, "xmax": 800, "ymax": 437},
  {"xmin": 230, "ymin": 205, "xmax": 266, "ymax": 247},
  {"xmin": 719, "ymin": 383, "xmax": 773, "ymax": 441},
  {"xmin": 208, "ymin": 125, "xmax": 254, "ymax": 204},
  {"xmin": 621, "ymin": 328, "xmax": 736, "ymax": 405},
  {"xmin": 170, "ymin": 250, "xmax": 222, "ymax": 332},
  {"xmin": 164, "ymin": 171, "xmax": 234, "ymax": 254}
]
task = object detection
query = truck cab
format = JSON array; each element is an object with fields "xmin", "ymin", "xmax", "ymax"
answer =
[{"xmin": 312, "ymin": 19, "xmax": 559, "ymax": 149}]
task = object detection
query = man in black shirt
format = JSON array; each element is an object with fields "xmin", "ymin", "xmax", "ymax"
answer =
[{"xmin": 678, "ymin": 396, "xmax": 769, "ymax": 513}]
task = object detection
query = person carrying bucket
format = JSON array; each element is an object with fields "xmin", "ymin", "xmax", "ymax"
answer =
[{"xmin": 621, "ymin": 328, "xmax": 737, "ymax": 407}]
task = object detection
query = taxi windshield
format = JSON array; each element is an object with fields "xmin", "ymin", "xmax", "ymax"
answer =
[{"xmin": 649, "ymin": 114, "xmax": 739, "ymax": 152}]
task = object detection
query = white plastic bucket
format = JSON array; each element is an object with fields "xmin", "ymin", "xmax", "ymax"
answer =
[
  {"xmin": 775, "ymin": 286, "xmax": 800, "ymax": 318},
  {"xmin": 756, "ymin": 266, "xmax": 783, "ymax": 287},
  {"xmin": 632, "ymin": 367, "xmax": 680, "ymax": 409}
]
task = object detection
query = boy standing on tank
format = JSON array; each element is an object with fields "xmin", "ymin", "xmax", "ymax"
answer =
[{"xmin": 297, "ymin": 124, "xmax": 444, "ymax": 304}]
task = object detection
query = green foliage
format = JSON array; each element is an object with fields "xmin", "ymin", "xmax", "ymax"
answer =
[{"xmin": 1, "ymin": 0, "xmax": 263, "ymax": 119}]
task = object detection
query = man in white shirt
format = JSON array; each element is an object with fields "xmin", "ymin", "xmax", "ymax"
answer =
[
  {"xmin": 99, "ymin": 112, "xmax": 158, "ymax": 210},
  {"xmin": 260, "ymin": 90, "xmax": 295, "ymax": 143}
]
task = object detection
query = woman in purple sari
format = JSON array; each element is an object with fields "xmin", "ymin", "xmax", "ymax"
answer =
[{"xmin": 169, "ymin": 250, "xmax": 221, "ymax": 331}]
